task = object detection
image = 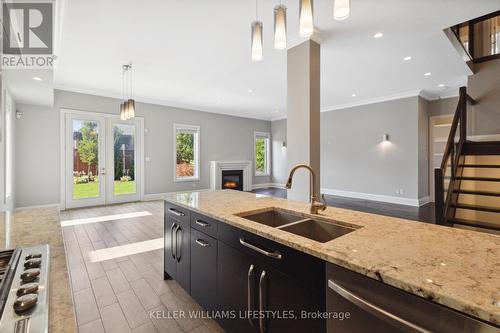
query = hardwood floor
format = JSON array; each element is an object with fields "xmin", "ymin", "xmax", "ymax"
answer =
[
  {"xmin": 60, "ymin": 201, "xmax": 224, "ymax": 333},
  {"xmin": 252, "ymin": 188, "xmax": 435, "ymax": 224}
]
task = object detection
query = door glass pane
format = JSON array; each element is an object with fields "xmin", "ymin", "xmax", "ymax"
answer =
[
  {"xmin": 114, "ymin": 124, "xmax": 136, "ymax": 195},
  {"xmin": 73, "ymin": 120, "xmax": 99, "ymax": 199}
]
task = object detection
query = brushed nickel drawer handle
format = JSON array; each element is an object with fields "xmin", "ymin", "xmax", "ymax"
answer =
[
  {"xmin": 168, "ymin": 208, "xmax": 185, "ymax": 217},
  {"xmin": 327, "ymin": 279, "xmax": 431, "ymax": 333},
  {"xmin": 195, "ymin": 220, "xmax": 209, "ymax": 227},
  {"xmin": 259, "ymin": 270, "xmax": 267, "ymax": 333},
  {"xmin": 170, "ymin": 223, "xmax": 176, "ymax": 259},
  {"xmin": 239, "ymin": 238, "xmax": 282, "ymax": 260},
  {"xmin": 175, "ymin": 225, "xmax": 182, "ymax": 262},
  {"xmin": 195, "ymin": 239, "xmax": 210, "ymax": 247},
  {"xmin": 247, "ymin": 264, "xmax": 255, "ymax": 327}
]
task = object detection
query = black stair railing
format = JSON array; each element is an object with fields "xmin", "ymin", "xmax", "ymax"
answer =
[{"xmin": 435, "ymin": 87, "xmax": 477, "ymax": 226}]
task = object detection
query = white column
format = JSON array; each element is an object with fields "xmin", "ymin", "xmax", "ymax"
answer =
[{"xmin": 286, "ymin": 39, "xmax": 321, "ymax": 202}]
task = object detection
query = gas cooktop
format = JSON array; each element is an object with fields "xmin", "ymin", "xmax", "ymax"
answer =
[{"xmin": 0, "ymin": 245, "xmax": 50, "ymax": 333}]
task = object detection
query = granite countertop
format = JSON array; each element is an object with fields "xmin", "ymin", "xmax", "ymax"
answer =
[
  {"xmin": 165, "ymin": 189, "xmax": 500, "ymax": 326},
  {"xmin": 0, "ymin": 208, "xmax": 77, "ymax": 333}
]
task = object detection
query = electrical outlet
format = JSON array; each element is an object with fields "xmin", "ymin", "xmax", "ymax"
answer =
[{"xmin": 145, "ymin": 157, "xmax": 151, "ymax": 162}]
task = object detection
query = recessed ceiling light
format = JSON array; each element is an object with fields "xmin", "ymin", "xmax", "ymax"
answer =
[
  {"xmin": 351, "ymin": 93, "xmax": 356, "ymax": 97},
  {"xmin": 247, "ymin": 89, "xmax": 253, "ymax": 93},
  {"xmin": 424, "ymin": 72, "xmax": 431, "ymax": 77},
  {"xmin": 438, "ymin": 83, "xmax": 445, "ymax": 88},
  {"xmin": 32, "ymin": 76, "xmax": 43, "ymax": 81},
  {"xmin": 373, "ymin": 32, "xmax": 383, "ymax": 39},
  {"xmin": 403, "ymin": 56, "xmax": 412, "ymax": 61}
]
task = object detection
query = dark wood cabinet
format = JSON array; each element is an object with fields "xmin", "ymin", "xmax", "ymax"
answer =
[
  {"xmin": 190, "ymin": 228, "xmax": 217, "ymax": 311},
  {"xmin": 217, "ymin": 241, "xmax": 257, "ymax": 333},
  {"xmin": 216, "ymin": 228, "xmax": 326, "ymax": 333},
  {"xmin": 165, "ymin": 202, "xmax": 326, "ymax": 333},
  {"xmin": 164, "ymin": 203, "xmax": 191, "ymax": 292}
]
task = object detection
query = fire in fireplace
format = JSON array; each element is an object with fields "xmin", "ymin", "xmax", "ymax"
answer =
[{"xmin": 222, "ymin": 170, "xmax": 243, "ymax": 191}]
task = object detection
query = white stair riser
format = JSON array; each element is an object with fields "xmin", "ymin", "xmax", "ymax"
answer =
[
  {"xmin": 455, "ymin": 209, "xmax": 500, "ymax": 223},
  {"xmin": 459, "ymin": 180, "xmax": 500, "ymax": 192},
  {"xmin": 464, "ymin": 155, "xmax": 500, "ymax": 165},
  {"xmin": 457, "ymin": 194, "xmax": 500, "ymax": 207}
]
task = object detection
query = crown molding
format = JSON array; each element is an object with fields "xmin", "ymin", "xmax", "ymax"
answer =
[
  {"xmin": 54, "ymin": 85, "xmax": 273, "ymax": 121},
  {"xmin": 270, "ymin": 115, "xmax": 287, "ymax": 122},
  {"xmin": 321, "ymin": 90, "xmax": 422, "ymax": 112}
]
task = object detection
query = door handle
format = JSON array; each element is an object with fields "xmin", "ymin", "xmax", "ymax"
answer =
[
  {"xmin": 239, "ymin": 238, "xmax": 282, "ymax": 260},
  {"xmin": 168, "ymin": 208, "xmax": 185, "ymax": 217},
  {"xmin": 195, "ymin": 219, "xmax": 209, "ymax": 227},
  {"xmin": 259, "ymin": 270, "xmax": 267, "ymax": 333},
  {"xmin": 170, "ymin": 223, "xmax": 177, "ymax": 259},
  {"xmin": 327, "ymin": 279, "xmax": 431, "ymax": 333},
  {"xmin": 247, "ymin": 264, "xmax": 255, "ymax": 327},
  {"xmin": 175, "ymin": 225, "xmax": 182, "ymax": 262},
  {"xmin": 195, "ymin": 239, "xmax": 210, "ymax": 247}
]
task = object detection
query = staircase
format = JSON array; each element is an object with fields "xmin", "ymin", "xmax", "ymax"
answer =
[{"xmin": 434, "ymin": 88, "xmax": 500, "ymax": 234}]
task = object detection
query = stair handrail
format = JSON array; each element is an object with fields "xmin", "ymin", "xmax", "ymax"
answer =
[{"xmin": 435, "ymin": 87, "xmax": 477, "ymax": 225}]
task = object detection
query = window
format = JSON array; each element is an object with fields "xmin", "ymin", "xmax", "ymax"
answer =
[
  {"xmin": 174, "ymin": 124, "xmax": 200, "ymax": 181},
  {"xmin": 254, "ymin": 132, "xmax": 270, "ymax": 176}
]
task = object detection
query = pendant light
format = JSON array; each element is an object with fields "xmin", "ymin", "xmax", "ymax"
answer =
[
  {"xmin": 119, "ymin": 63, "xmax": 136, "ymax": 120},
  {"xmin": 251, "ymin": 0, "xmax": 263, "ymax": 61},
  {"xmin": 333, "ymin": 0, "xmax": 350, "ymax": 20},
  {"xmin": 299, "ymin": 0, "xmax": 314, "ymax": 37},
  {"xmin": 274, "ymin": 4, "xmax": 287, "ymax": 49}
]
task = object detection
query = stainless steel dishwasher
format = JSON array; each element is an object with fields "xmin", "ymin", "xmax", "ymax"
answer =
[{"xmin": 326, "ymin": 263, "xmax": 500, "ymax": 333}]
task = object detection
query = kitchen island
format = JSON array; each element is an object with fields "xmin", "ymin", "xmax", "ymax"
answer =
[{"xmin": 165, "ymin": 189, "xmax": 500, "ymax": 332}]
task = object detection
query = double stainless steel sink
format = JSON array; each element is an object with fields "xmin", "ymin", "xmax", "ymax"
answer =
[{"xmin": 237, "ymin": 208, "xmax": 358, "ymax": 243}]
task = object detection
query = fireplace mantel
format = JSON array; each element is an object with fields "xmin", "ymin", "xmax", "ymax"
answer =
[{"xmin": 210, "ymin": 160, "xmax": 252, "ymax": 191}]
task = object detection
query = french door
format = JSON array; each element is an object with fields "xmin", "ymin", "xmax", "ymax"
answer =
[{"xmin": 64, "ymin": 111, "xmax": 142, "ymax": 209}]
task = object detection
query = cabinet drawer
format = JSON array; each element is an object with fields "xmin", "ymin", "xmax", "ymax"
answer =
[
  {"xmin": 190, "ymin": 228, "xmax": 217, "ymax": 311},
  {"xmin": 165, "ymin": 202, "xmax": 190, "ymax": 224},
  {"xmin": 218, "ymin": 222, "xmax": 325, "ymax": 290},
  {"xmin": 191, "ymin": 212, "xmax": 218, "ymax": 238}
]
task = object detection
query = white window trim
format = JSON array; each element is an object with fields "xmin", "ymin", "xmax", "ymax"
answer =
[
  {"xmin": 254, "ymin": 131, "xmax": 271, "ymax": 177},
  {"xmin": 173, "ymin": 123, "xmax": 200, "ymax": 182}
]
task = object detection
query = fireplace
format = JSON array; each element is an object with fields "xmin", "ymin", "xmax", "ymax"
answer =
[{"xmin": 221, "ymin": 170, "xmax": 244, "ymax": 191}]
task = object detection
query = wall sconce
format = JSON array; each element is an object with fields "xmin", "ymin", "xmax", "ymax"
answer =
[
  {"xmin": 16, "ymin": 111, "xmax": 22, "ymax": 119},
  {"xmin": 282, "ymin": 141, "xmax": 287, "ymax": 148},
  {"xmin": 382, "ymin": 134, "xmax": 389, "ymax": 142}
]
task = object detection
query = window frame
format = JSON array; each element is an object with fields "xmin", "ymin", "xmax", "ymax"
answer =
[
  {"xmin": 254, "ymin": 131, "xmax": 271, "ymax": 177},
  {"xmin": 173, "ymin": 123, "xmax": 200, "ymax": 182}
]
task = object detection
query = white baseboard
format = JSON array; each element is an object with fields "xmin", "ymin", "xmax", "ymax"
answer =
[
  {"xmin": 321, "ymin": 188, "xmax": 430, "ymax": 207},
  {"xmin": 14, "ymin": 203, "xmax": 61, "ymax": 211},
  {"xmin": 252, "ymin": 183, "xmax": 285, "ymax": 190}
]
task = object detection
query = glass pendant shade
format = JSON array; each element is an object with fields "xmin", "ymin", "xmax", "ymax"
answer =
[
  {"xmin": 124, "ymin": 101, "xmax": 130, "ymax": 120},
  {"xmin": 120, "ymin": 103, "xmax": 126, "ymax": 120},
  {"xmin": 274, "ymin": 5, "xmax": 287, "ymax": 49},
  {"xmin": 333, "ymin": 0, "xmax": 350, "ymax": 20},
  {"xmin": 299, "ymin": 0, "xmax": 314, "ymax": 37},
  {"xmin": 127, "ymin": 99, "xmax": 136, "ymax": 118},
  {"xmin": 251, "ymin": 21, "xmax": 263, "ymax": 61}
]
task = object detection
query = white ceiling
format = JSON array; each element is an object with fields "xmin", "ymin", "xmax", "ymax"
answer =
[{"xmin": 54, "ymin": 0, "xmax": 500, "ymax": 120}]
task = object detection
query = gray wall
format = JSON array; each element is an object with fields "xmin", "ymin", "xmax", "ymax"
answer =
[
  {"xmin": 320, "ymin": 97, "xmax": 421, "ymax": 200},
  {"xmin": 272, "ymin": 97, "xmax": 426, "ymax": 201},
  {"xmin": 428, "ymin": 96, "xmax": 459, "ymax": 117},
  {"xmin": 468, "ymin": 58, "xmax": 500, "ymax": 136},
  {"xmin": 271, "ymin": 119, "xmax": 287, "ymax": 185},
  {"xmin": 15, "ymin": 90, "xmax": 271, "ymax": 207}
]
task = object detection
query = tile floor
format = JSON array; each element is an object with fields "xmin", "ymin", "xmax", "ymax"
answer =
[{"xmin": 60, "ymin": 201, "xmax": 224, "ymax": 333}]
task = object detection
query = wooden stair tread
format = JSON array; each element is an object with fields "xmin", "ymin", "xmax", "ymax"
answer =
[
  {"xmin": 449, "ymin": 218, "xmax": 500, "ymax": 231},
  {"xmin": 454, "ymin": 189, "xmax": 500, "ymax": 197},
  {"xmin": 454, "ymin": 176, "xmax": 500, "ymax": 182},
  {"xmin": 452, "ymin": 203, "xmax": 500, "ymax": 213},
  {"xmin": 463, "ymin": 141, "xmax": 500, "ymax": 155},
  {"xmin": 459, "ymin": 164, "xmax": 500, "ymax": 168}
]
